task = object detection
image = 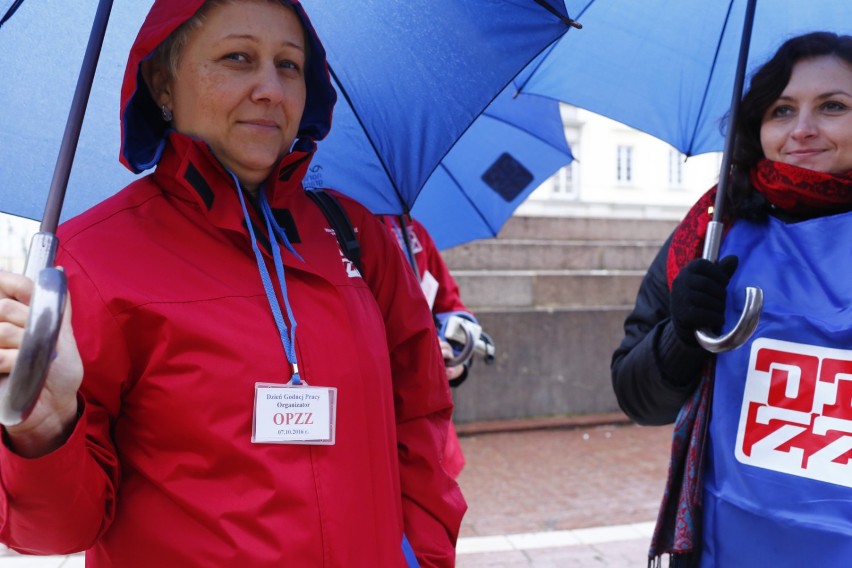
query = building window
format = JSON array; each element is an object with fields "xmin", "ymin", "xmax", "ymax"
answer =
[
  {"xmin": 668, "ymin": 149, "xmax": 684, "ymax": 187},
  {"xmin": 616, "ymin": 145, "xmax": 633, "ymax": 184},
  {"xmin": 551, "ymin": 162, "xmax": 576, "ymax": 197}
]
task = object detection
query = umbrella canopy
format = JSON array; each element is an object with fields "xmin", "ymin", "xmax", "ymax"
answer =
[
  {"xmin": 515, "ymin": 0, "xmax": 852, "ymax": 157},
  {"xmin": 409, "ymin": 86, "xmax": 573, "ymax": 250},
  {"xmin": 0, "ymin": 0, "xmax": 574, "ymax": 223}
]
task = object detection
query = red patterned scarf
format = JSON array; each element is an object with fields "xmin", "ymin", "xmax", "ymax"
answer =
[
  {"xmin": 666, "ymin": 160, "xmax": 852, "ymax": 287},
  {"xmin": 650, "ymin": 160, "xmax": 852, "ymax": 568}
]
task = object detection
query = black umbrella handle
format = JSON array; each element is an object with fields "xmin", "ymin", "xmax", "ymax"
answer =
[
  {"xmin": 40, "ymin": 0, "xmax": 114, "ymax": 235},
  {"xmin": 695, "ymin": 0, "xmax": 762, "ymax": 353}
]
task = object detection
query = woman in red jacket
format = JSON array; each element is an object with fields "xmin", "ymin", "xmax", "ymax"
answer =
[
  {"xmin": 381, "ymin": 214, "xmax": 483, "ymax": 479},
  {"xmin": 0, "ymin": 1, "xmax": 465, "ymax": 566}
]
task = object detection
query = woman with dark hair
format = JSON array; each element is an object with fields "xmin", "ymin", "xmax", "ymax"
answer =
[
  {"xmin": 0, "ymin": 1, "xmax": 465, "ymax": 565},
  {"xmin": 612, "ymin": 31, "xmax": 852, "ymax": 566}
]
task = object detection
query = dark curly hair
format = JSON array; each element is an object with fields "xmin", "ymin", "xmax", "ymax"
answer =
[{"xmin": 726, "ymin": 31, "xmax": 852, "ymax": 219}]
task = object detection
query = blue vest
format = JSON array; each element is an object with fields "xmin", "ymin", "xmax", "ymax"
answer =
[{"xmin": 701, "ymin": 211, "xmax": 852, "ymax": 566}]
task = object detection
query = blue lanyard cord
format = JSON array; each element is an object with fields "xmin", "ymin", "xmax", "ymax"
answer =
[
  {"xmin": 258, "ymin": 191, "xmax": 304, "ymax": 383},
  {"xmin": 390, "ymin": 217, "xmax": 417, "ymax": 269},
  {"xmin": 259, "ymin": 192, "xmax": 302, "ymax": 261},
  {"xmin": 233, "ymin": 178, "xmax": 302, "ymax": 384}
]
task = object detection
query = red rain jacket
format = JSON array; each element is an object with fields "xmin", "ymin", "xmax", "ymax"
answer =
[
  {"xmin": 380, "ymin": 216, "xmax": 473, "ymax": 479},
  {"xmin": 0, "ymin": 1, "xmax": 465, "ymax": 566}
]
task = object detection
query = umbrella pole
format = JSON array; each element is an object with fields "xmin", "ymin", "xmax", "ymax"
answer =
[
  {"xmin": 701, "ymin": 0, "xmax": 756, "ymax": 262},
  {"xmin": 0, "ymin": 1, "xmax": 25, "ymax": 27},
  {"xmin": 26, "ymin": 0, "xmax": 114, "ymax": 277},
  {"xmin": 0, "ymin": 0, "xmax": 115, "ymax": 427},
  {"xmin": 695, "ymin": 0, "xmax": 763, "ymax": 353}
]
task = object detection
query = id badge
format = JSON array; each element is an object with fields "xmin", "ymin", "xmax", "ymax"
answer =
[
  {"xmin": 252, "ymin": 382, "xmax": 337, "ymax": 445},
  {"xmin": 420, "ymin": 269, "xmax": 439, "ymax": 311}
]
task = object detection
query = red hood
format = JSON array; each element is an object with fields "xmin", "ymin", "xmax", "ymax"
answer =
[{"xmin": 119, "ymin": 0, "xmax": 336, "ymax": 174}]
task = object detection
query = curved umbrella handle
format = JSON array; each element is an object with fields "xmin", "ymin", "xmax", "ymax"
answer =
[
  {"xmin": 444, "ymin": 325, "xmax": 477, "ymax": 368},
  {"xmin": 695, "ymin": 285, "xmax": 763, "ymax": 354},
  {"xmin": 0, "ymin": 268, "xmax": 67, "ymax": 426},
  {"xmin": 693, "ymin": 220, "xmax": 763, "ymax": 353}
]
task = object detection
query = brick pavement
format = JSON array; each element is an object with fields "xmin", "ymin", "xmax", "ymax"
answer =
[{"xmin": 455, "ymin": 419, "xmax": 675, "ymax": 567}]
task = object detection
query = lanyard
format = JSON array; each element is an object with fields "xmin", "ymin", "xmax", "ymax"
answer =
[
  {"xmin": 235, "ymin": 178, "xmax": 304, "ymax": 385},
  {"xmin": 389, "ymin": 216, "xmax": 418, "ymax": 271}
]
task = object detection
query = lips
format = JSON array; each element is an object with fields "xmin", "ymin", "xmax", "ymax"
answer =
[
  {"xmin": 239, "ymin": 119, "xmax": 280, "ymax": 129},
  {"xmin": 786, "ymin": 148, "xmax": 824, "ymax": 158}
]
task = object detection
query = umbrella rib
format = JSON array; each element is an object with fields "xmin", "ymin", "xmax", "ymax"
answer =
[
  {"xmin": 0, "ymin": 0, "xmax": 25, "ymax": 28},
  {"xmin": 686, "ymin": 0, "xmax": 737, "ymax": 156},
  {"xmin": 481, "ymin": 107, "xmax": 572, "ymax": 158},
  {"xmin": 326, "ymin": 65, "xmax": 409, "ymax": 213},
  {"xmin": 326, "ymin": 1, "xmax": 577, "ymax": 213},
  {"xmin": 531, "ymin": 0, "xmax": 582, "ymax": 29},
  {"xmin": 515, "ymin": 0, "xmax": 596, "ymax": 96},
  {"xmin": 438, "ymin": 163, "xmax": 499, "ymax": 237},
  {"xmin": 423, "ymin": 11, "xmax": 577, "ymax": 194}
]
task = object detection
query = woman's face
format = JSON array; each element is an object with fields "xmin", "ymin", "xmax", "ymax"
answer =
[
  {"xmin": 760, "ymin": 55, "xmax": 852, "ymax": 175},
  {"xmin": 161, "ymin": 0, "xmax": 307, "ymax": 191}
]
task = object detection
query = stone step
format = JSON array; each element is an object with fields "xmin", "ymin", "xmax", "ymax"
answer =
[
  {"xmin": 438, "ymin": 216, "xmax": 675, "ymax": 421},
  {"xmin": 495, "ymin": 215, "xmax": 677, "ymax": 242},
  {"xmin": 451, "ymin": 306, "xmax": 629, "ymax": 423},
  {"xmin": 453, "ymin": 269, "xmax": 645, "ymax": 310},
  {"xmin": 442, "ymin": 239, "xmax": 661, "ymax": 271}
]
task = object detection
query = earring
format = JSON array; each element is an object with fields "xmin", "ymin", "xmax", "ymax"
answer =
[{"xmin": 161, "ymin": 105, "xmax": 173, "ymax": 122}]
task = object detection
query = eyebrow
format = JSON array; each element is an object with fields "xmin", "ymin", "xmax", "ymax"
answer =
[
  {"xmin": 221, "ymin": 34, "xmax": 305, "ymax": 52},
  {"xmin": 776, "ymin": 90, "xmax": 852, "ymax": 101}
]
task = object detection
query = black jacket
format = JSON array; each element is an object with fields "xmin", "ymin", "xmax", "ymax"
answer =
[{"xmin": 610, "ymin": 232, "xmax": 711, "ymax": 425}]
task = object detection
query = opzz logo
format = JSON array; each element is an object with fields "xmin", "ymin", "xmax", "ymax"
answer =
[{"xmin": 736, "ymin": 338, "xmax": 852, "ymax": 487}]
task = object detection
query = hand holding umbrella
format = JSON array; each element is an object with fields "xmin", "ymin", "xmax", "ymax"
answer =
[{"xmin": 0, "ymin": 270, "xmax": 82, "ymax": 453}]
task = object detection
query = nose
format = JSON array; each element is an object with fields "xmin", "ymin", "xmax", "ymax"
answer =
[
  {"xmin": 790, "ymin": 110, "xmax": 818, "ymax": 141},
  {"xmin": 250, "ymin": 62, "xmax": 287, "ymax": 104}
]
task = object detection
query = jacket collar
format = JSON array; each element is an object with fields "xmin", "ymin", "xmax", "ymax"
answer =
[{"xmin": 153, "ymin": 131, "xmax": 313, "ymax": 242}]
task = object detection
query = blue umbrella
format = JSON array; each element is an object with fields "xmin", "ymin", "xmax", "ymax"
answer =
[
  {"xmin": 516, "ymin": 0, "xmax": 852, "ymax": 157},
  {"xmin": 0, "ymin": 0, "xmax": 575, "ymax": 224},
  {"xmin": 409, "ymin": 86, "xmax": 573, "ymax": 250}
]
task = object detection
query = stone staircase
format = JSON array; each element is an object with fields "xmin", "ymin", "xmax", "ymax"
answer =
[{"xmin": 443, "ymin": 215, "xmax": 677, "ymax": 424}]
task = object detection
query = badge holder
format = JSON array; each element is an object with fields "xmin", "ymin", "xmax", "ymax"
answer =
[{"xmin": 252, "ymin": 381, "xmax": 337, "ymax": 445}]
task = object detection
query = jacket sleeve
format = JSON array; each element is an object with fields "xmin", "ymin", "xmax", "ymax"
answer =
[
  {"xmin": 353, "ymin": 208, "xmax": 466, "ymax": 567},
  {"xmin": 0, "ymin": 249, "xmax": 125, "ymax": 554},
  {"xmin": 611, "ymin": 233, "xmax": 709, "ymax": 425}
]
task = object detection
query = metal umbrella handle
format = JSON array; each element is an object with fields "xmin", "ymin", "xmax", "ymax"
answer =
[
  {"xmin": 694, "ymin": 0, "xmax": 763, "ymax": 353},
  {"xmin": 444, "ymin": 325, "xmax": 477, "ymax": 368},
  {"xmin": 442, "ymin": 315, "xmax": 496, "ymax": 366},
  {"xmin": 0, "ymin": 266, "xmax": 67, "ymax": 426},
  {"xmin": 0, "ymin": 0, "xmax": 114, "ymax": 426},
  {"xmin": 695, "ymin": 221, "xmax": 763, "ymax": 354}
]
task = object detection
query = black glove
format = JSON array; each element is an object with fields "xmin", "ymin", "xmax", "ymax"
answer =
[{"xmin": 670, "ymin": 255, "xmax": 739, "ymax": 346}]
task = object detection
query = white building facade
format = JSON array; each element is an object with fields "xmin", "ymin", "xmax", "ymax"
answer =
[{"xmin": 517, "ymin": 105, "xmax": 722, "ymax": 220}]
